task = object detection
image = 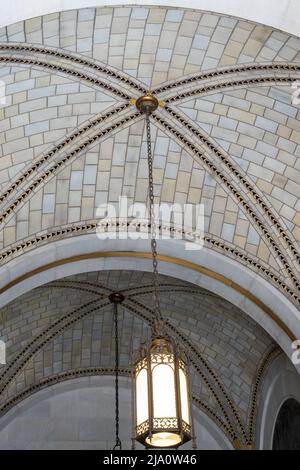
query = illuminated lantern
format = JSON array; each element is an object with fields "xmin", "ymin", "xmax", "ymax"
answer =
[{"xmin": 133, "ymin": 336, "xmax": 193, "ymax": 448}]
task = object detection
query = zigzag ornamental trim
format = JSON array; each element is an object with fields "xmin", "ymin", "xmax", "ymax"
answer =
[
  {"xmin": 122, "ymin": 285, "xmax": 220, "ymax": 299},
  {"xmin": 0, "ymin": 43, "xmax": 147, "ymax": 94},
  {"xmin": 40, "ymin": 282, "xmax": 112, "ymax": 298},
  {"xmin": 0, "ymin": 368, "xmax": 234, "ymax": 445},
  {"xmin": 0, "ymin": 367, "xmax": 132, "ymax": 417},
  {"xmin": 204, "ymin": 236, "xmax": 299, "ymax": 304},
  {"xmin": 164, "ymin": 106, "xmax": 300, "ymax": 266},
  {"xmin": 118, "ymin": 221, "xmax": 298, "ymax": 302},
  {"xmin": 164, "ymin": 75, "xmax": 299, "ymax": 103},
  {"xmin": 125, "ymin": 298, "xmax": 245, "ymax": 441},
  {"xmin": 0, "ymin": 221, "xmax": 298, "ymax": 305},
  {"xmin": 0, "ymin": 55, "xmax": 131, "ymax": 100},
  {"xmin": 192, "ymin": 395, "xmax": 237, "ymax": 444},
  {"xmin": 153, "ymin": 63, "xmax": 300, "ymax": 95},
  {"xmin": 152, "ymin": 113, "xmax": 300, "ymax": 290},
  {"xmin": 0, "ymin": 112, "xmax": 141, "ymax": 226},
  {"xmin": 0, "ymin": 103, "xmax": 130, "ymax": 207},
  {"xmin": 42, "ymin": 281, "xmax": 113, "ymax": 296},
  {"xmin": 246, "ymin": 346, "xmax": 281, "ymax": 445},
  {"xmin": 41, "ymin": 280, "xmax": 221, "ymax": 300}
]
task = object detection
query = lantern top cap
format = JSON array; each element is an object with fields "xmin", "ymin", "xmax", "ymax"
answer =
[
  {"xmin": 150, "ymin": 335, "xmax": 174, "ymax": 354},
  {"xmin": 136, "ymin": 94, "xmax": 159, "ymax": 114},
  {"xmin": 108, "ymin": 292, "xmax": 125, "ymax": 303},
  {"xmin": 151, "ymin": 337, "xmax": 170, "ymax": 347}
]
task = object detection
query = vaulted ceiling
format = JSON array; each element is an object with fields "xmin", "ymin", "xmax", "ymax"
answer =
[
  {"xmin": 0, "ymin": 6, "xmax": 299, "ymax": 309},
  {"xmin": 0, "ymin": 4, "xmax": 299, "ymax": 449}
]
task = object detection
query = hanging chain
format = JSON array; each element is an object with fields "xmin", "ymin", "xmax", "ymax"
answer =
[
  {"xmin": 113, "ymin": 301, "xmax": 122, "ymax": 450},
  {"xmin": 145, "ymin": 113, "xmax": 164, "ymax": 333}
]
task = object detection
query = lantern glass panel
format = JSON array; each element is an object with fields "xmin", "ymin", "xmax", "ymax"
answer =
[
  {"xmin": 152, "ymin": 362, "xmax": 176, "ymax": 419},
  {"xmin": 179, "ymin": 368, "xmax": 190, "ymax": 424},
  {"xmin": 136, "ymin": 366, "xmax": 149, "ymax": 426}
]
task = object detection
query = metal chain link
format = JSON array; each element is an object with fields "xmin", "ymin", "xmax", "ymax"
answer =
[
  {"xmin": 145, "ymin": 113, "xmax": 164, "ymax": 330},
  {"xmin": 113, "ymin": 301, "xmax": 122, "ymax": 450}
]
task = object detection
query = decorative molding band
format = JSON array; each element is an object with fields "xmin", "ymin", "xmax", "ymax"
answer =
[
  {"xmin": 42, "ymin": 281, "xmax": 113, "ymax": 296},
  {"xmin": 0, "ymin": 251, "xmax": 296, "ymax": 341},
  {"xmin": 0, "ymin": 367, "xmax": 132, "ymax": 417},
  {"xmin": 165, "ymin": 75, "xmax": 300, "ymax": 103},
  {"xmin": 4, "ymin": 45, "xmax": 298, "ymax": 101},
  {"xmin": 192, "ymin": 395, "xmax": 239, "ymax": 447},
  {"xmin": 152, "ymin": 113, "xmax": 300, "ymax": 289},
  {"xmin": 246, "ymin": 346, "xmax": 281, "ymax": 445},
  {"xmin": 153, "ymin": 62, "xmax": 300, "ymax": 95},
  {"xmin": 164, "ymin": 105, "xmax": 300, "ymax": 266},
  {"xmin": 42, "ymin": 279, "xmax": 221, "ymax": 300},
  {"xmin": 0, "ymin": 221, "xmax": 298, "ymax": 305},
  {"xmin": 0, "ymin": 55, "xmax": 131, "ymax": 100},
  {"xmin": 0, "ymin": 43, "xmax": 147, "ymax": 94}
]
